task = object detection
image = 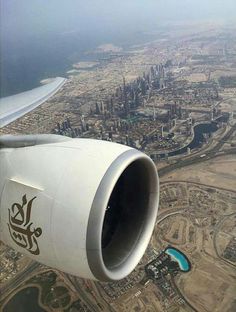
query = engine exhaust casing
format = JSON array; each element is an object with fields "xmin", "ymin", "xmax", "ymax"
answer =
[{"xmin": 0, "ymin": 136, "xmax": 159, "ymax": 281}]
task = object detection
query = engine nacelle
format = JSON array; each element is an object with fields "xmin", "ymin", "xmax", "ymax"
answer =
[{"xmin": 0, "ymin": 135, "xmax": 159, "ymax": 281}]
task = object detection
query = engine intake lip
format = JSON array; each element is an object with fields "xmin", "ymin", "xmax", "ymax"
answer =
[{"xmin": 86, "ymin": 149, "xmax": 159, "ymax": 281}]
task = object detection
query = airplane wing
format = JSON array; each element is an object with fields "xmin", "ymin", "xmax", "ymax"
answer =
[{"xmin": 0, "ymin": 77, "xmax": 66, "ymax": 128}]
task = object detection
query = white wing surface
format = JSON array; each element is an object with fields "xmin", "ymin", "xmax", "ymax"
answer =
[{"xmin": 0, "ymin": 77, "xmax": 66, "ymax": 128}]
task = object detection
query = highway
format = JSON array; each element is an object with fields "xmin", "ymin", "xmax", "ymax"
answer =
[
  {"xmin": 171, "ymin": 276, "xmax": 199, "ymax": 312},
  {"xmin": 158, "ymin": 122, "xmax": 236, "ymax": 177},
  {"xmin": 1, "ymin": 121, "xmax": 235, "ymax": 310},
  {"xmin": 0, "ymin": 261, "xmax": 40, "ymax": 301},
  {"xmin": 213, "ymin": 212, "xmax": 236, "ymax": 269},
  {"xmin": 65, "ymin": 274, "xmax": 100, "ymax": 312}
]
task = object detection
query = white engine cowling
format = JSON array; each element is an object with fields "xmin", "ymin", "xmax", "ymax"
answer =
[{"xmin": 0, "ymin": 135, "xmax": 159, "ymax": 281}]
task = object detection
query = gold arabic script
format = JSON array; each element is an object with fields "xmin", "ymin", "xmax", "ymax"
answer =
[{"xmin": 8, "ymin": 194, "xmax": 42, "ymax": 255}]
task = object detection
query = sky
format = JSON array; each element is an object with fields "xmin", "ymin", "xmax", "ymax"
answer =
[
  {"xmin": 1, "ymin": 0, "xmax": 236, "ymax": 42},
  {"xmin": 1, "ymin": 0, "xmax": 236, "ymax": 96}
]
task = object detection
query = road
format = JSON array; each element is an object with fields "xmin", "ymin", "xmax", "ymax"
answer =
[
  {"xmin": 65, "ymin": 274, "xmax": 100, "ymax": 312},
  {"xmin": 161, "ymin": 180, "xmax": 236, "ymax": 193},
  {"xmin": 156, "ymin": 210, "xmax": 184, "ymax": 224},
  {"xmin": 1, "ymin": 121, "xmax": 235, "ymax": 310},
  {"xmin": 158, "ymin": 122, "xmax": 236, "ymax": 177},
  {"xmin": 171, "ymin": 276, "xmax": 199, "ymax": 312},
  {"xmin": 213, "ymin": 212, "xmax": 236, "ymax": 269},
  {"xmin": 0, "ymin": 261, "xmax": 40, "ymax": 301}
]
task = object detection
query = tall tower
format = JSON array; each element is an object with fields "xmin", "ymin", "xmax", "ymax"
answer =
[
  {"xmin": 229, "ymin": 111, "xmax": 234, "ymax": 125},
  {"xmin": 210, "ymin": 107, "xmax": 214, "ymax": 121},
  {"xmin": 81, "ymin": 115, "xmax": 86, "ymax": 132},
  {"xmin": 100, "ymin": 102, "xmax": 105, "ymax": 115},
  {"xmin": 161, "ymin": 126, "xmax": 164, "ymax": 137},
  {"xmin": 123, "ymin": 76, "xmax": 129, "ymax": 116},
  {"xmin": 95, "ymin": 102, "xmax": 100, "ymax": 114}
]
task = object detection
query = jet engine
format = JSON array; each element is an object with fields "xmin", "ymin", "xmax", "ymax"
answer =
[{"xmin": 0, "ymin": 135, "xmax": 159, "ymax": 281}]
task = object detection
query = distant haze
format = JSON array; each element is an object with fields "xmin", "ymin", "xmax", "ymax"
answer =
[
  {"xmin": 1, "ymin": 0, "xmax": 236, "ymax": 43},
  {"xmin": 1, "ymin": 0, "xmax": 236, "ymax": 96}
]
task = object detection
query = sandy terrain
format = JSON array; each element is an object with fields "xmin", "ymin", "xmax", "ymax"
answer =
[
  {"xmin": 162, "ymin": 154, "xmax": 236, "ymax": 192},
  {"xmin": 179, "ymin": 256, "xmax": 236, "ymax": 312}
]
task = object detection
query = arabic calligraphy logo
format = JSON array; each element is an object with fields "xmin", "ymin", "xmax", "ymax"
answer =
[{"xmin": 8, "ymin": 194, "xmax": 42, "ymax": 255}]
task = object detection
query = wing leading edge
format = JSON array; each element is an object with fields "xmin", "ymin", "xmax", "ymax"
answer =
[{"xmin": 0, "ymin": 77, "xmax": 66, "ymax": 128}]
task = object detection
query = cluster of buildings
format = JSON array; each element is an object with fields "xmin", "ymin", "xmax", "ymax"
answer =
[
  {"xmin": 54, "ymin": 116, "xmax": 89, "ymax": 138},
  {"xmin": 52, "ymin": 61, "xmax": 217, "ymax": 158},
  {"xmin": 90, "ymin": 63, "xmax": 168, "ymax": 119},
  {"xmin": 48, "ymin": 51, "xmax": 233, "ymax": 163},
  {"xmin": 99, "ymin": 269, "xmax": 144, "ymax": 299},
  {"xmin": 144, "ymin": 247, "xmax": 191, "ymax": 311},
  {"xmin": 145, "ymin": 249, "xmax": 186, "ymax": 281},
  {"xmin": 0, "ymin": 244, "xmax": 22, "ymax": 282}
]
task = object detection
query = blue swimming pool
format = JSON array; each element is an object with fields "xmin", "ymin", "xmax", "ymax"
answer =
[{"xmin": 165, "ymin": 247, "xmax": 190, "ymax": 272}]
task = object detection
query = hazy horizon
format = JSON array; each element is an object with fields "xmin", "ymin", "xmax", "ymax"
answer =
[
  {"xmin": 1, "ymin": 0, "xmax": 236, "ymax": 42},
  {"xmin": 1, "ymin": 0, "xmax": 236, "ymax": 97}
]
